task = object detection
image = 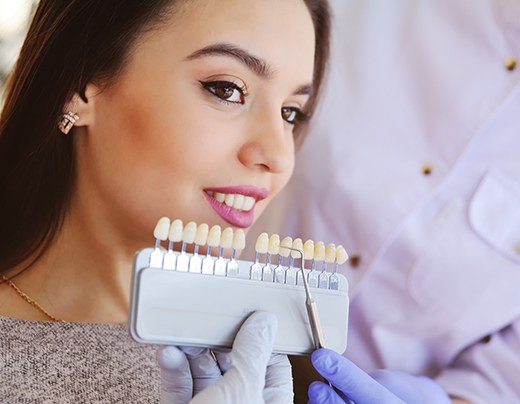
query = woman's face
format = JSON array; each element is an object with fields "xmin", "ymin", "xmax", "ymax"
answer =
[{"xmin": 77, "ymin": 0, "xmax": 315, "ymax": 244}]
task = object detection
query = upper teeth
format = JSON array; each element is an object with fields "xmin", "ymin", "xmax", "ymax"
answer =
[{"xmin": 207, "ymin": 191, "xmax": 256, "ymax": 211}]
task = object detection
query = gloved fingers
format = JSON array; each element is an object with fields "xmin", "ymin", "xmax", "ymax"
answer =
[
  {"xmin": 311, "ymin": 348, "xmax": 405, "ymax": 404},
  {"xmin": 230, "ymin": 311, "xmax": 278, "ymax": 382},
  {"xmin": 213, "ymin": 349, "xmax": 232, "ymax": 373},
  {"xmin": 263, "ymin": 354, "xmax": 293, "ymax": 403},
  {"xmin": 180, "ymin": 346, "xmax": 222, "ymax": 395},
  {"xmin": 156, "ymin": 346, "xmax": 193, "ymax": 404},
  {"xmin": 190, "ymin": 311, "xmax": 279, "ymax": 404},
  {"xmin": 308, "ymin": 381, "xmax": 347, "ymax": 404}
]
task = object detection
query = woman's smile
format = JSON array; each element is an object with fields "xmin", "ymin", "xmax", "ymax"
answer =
[{"xmin": 203, "ymin": 185, "xmax": 269, "ymax": 228}]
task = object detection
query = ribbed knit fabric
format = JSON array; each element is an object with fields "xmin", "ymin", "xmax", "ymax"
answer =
[{"xmin": 0, "ymin": 316, "xmax": 161, "ymax": 403}]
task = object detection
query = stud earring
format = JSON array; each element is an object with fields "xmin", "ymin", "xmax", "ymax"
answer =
[{"xmin": 58, "ymin": 112, "xmax": 79, "ymax": 135}]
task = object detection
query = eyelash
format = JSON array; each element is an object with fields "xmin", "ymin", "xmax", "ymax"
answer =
[{"xmin": 199, "ymin": 80, "xmax": 309, "ymax": 126}]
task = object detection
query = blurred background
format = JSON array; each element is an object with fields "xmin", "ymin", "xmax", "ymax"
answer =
[{"xmin": 0, "ymin": 0, "xmax": 37, "ymax": 106}]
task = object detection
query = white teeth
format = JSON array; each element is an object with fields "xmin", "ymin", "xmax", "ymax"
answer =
[
  {"xmin": 233, "ymin": 229, "xmax": 246, "ymax": 250},
  {"xmin": 233, "ymin": 194, "xmax": 245, "ymax": 210},
  {"xmin": 255, "ymin": 233, "xmax": 269, "ymax": 254},
  {"xmin": 153, "ymin": 217, "xmax": 170, "ymax": 240},
  {"xmin": 220, "ymin": 227, "xmax": 234, "ymax": 249},
  {"xmin": 224, "ymin": 194, "xmax": 235, "ymax": 207},
  {"xmin": 291, "ymin": 238, "xmax": 303, "ymax": 259},
  {"xmin": 325, "ymin": 243, "xmax": 336, "ymax": 263},
  {"xmin": 268, "ymin": 234, "xmax": 280, "ymax": 255},
  {"xmin": 303, "ymin": 240, "xmax": 315, "ymax": 260},
  {"xmin": 279, "ymin": 236, "xmax": 293, "ymax": 257},
  {"xmin": 215, "ymin": 192, "xmax": 225, "ymax": 203},
  {"xmin": 195, "ymin": 223, "xmax": 209, "ymax": 246},
  {"xmin": 207, "ymin": 225, "xmax": 221, "ymax": 247},
  {"xmin": 336, "ymin": 245, "xmax": 349, "ymax": 265},
  {"xmin": 182, "ymin": 221, "xmax": 197, "ymax": 244},
  {"xmin": 314, "ymin": 241, "xmax": 326, "ymax": 261},
  {"xmin": 169, "ymin": 219, "xmax": 184, "ymax": 242},
  {"xmin": 208, "ymin": 191, "xmax": 257, "ymax": 212},
  {"xmin": 242, "ymin": 196, "xmax": 255, "ymax": 211}
]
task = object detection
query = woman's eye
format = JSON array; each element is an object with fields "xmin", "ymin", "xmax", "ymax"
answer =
[
  {"xmin": 200, "ymin": 80, "xmax": 246, "ymax": 104},
  {"xmin": 281, "ymin": 106, "xmax": 307, "ymax": 126}
]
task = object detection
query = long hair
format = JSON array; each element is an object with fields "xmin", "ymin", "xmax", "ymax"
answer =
[{"xmin": 0, "ymin": 0, "xmax": 331, "ymax": 277}]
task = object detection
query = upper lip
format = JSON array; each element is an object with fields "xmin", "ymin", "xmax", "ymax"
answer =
[{"xmin": 204, "ymin": 185, "xmax": 269, "ymax": 201}]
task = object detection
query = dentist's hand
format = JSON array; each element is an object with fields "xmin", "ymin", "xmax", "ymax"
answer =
[
  {"xmin": 309, "ymin": 348, "xmax": 450, "ymax": 404},
  {"xmin": 156, "ymin": 311, "xmax": 293, "ymax": 404}
]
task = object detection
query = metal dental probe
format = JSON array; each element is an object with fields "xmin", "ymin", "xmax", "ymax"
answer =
[{"xmin": 279, "ymin": 246, "xmax": 325, "ymax": 350}]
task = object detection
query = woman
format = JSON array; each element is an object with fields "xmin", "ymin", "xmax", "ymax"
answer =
[{"xmin": 0, "ymin": 0, "xmax": 330, "ymax": 402}]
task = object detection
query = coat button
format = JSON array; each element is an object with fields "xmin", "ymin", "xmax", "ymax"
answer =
[
  {"xmin": 349, "ymin": 254, "xmax": 361, "ymax": 268},
  {"xmin": 422, "ymin": 164, "xmax": 433, "ymax": 175},
  {"xmin": 505, "ymin": 57, "xmax": 517, "ymax": 71}
]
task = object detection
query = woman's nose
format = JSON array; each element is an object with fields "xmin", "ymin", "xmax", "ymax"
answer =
[{"xmin": 237, "ymin": 107, "xmax": 294, "ymax": 174}]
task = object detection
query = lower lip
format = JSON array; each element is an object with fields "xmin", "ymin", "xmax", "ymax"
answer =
[{"xmin": 203, "ymin": 193, "xmax": 255, "ymax": 228}]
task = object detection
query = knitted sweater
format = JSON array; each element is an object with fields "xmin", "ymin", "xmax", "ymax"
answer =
[{"xmin": 0, "ymin": 316, "xmax": 161, "ymax": 403}]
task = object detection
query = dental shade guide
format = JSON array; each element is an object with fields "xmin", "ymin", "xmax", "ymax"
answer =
[
  {"xmin": 226, "ymin": 229, "xmax": 244, "ymax": 277},
  {"xmin": 330, "ymin": 246, "xmax": 348, "ymax": 290},
  {"xmin": 163, "ymin": 219, "xmax": 182, "ymax": 270},
  {"xmin": 202, "ymin": 225, "xmax": 220, "ymax": 274},
  {"xmin": 189, "ymin": 223, "xmax": 208, "ymax": 273},
  {"xmin": 129, "ymin": 217, "xmax": 350, "ymax": 355},
  {"xmin": 251, "ymin": 233, "xmax": 267, "ymax": 281},
  {"xmin": 274, "ymin": 236, "xmax": 290, "ymax": 283},
  {"xmin": 150, "ymin": 217, "xmax": 169, "ymax": 268},
  {"xmin": 214, "ymin": 227, "xmax": 232, "ymax": 276}
]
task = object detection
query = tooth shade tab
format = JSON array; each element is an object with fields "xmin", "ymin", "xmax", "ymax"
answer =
[
  {"xmin": 207, "ymin": 225, "xmax": 222, "ymax": 247},
  {"xmin": 325, "ymin": 243, "xmax": 336, "ymax": 263},
  {"xmin": 233, "ymin": 194, "xmax": 245, "ymax": 210},
  {"xmin": 183, "ymin": 221, "xmax": 197, "ymax": 244},
  {"xmin": 291, "ymin": 238, "xmax": 303, "ymax": 259},
  {"xmin": 336, "ymin": 245, "xmax": 349, "ymax": 265},
  {"xmin": 153, "ymin": 217, "xmax": 170, "ymax": 240},
  {"xmin": 169, "ymin": 219, "xmax": 184, "ymax": 242},
  {"xmin": 215, "ymin": 192, "xmax": 225, "ymax": 203},
  {"xmin": 224, "ymin": 194, "xmax": 234, "ymax": 208},
  {"xmin": 233, "ymin": 229, "xmax": 246, "ymax": 250},
  {"xmin": 268, "ymin": 234, "xmax": 280, "ymax": 255},
  {"xmin": 314, "ymin": 242, "xmax": 326, "ymax": 261},
  {"xmin": 221, "ymin": 227, "xmax": 234, "ymax": 248},
  {"xmin": 303, "ymin": 240, "xmax": 314, "ymax": 260},
  {"xmin": 279, "ymin": 236, "xmax": 293, "ymax": 257},
  {"xmin": 255, "ymin": 232, "xmax": 269, "ymax": 254},
  {"xmin": 195, "ymin": 223, "xmax": 209, "ymax": 246}
]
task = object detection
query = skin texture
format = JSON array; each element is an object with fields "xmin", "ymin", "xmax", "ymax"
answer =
[{"xmin": 0, "ymin": 0, "xmax": 315, "ymax": 323}]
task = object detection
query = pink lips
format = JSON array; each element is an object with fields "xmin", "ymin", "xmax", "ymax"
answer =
[{"xmin": 203, "ymin": 185, "xmax": 269, "ymax": 228}]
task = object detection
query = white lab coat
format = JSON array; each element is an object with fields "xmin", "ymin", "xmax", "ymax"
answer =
[{"xmin": 250, "ymin": 0, "xmax": 520, "ymax": 402}]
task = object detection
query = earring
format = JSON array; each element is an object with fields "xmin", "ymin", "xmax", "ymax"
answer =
[{"xmin": 58, "ymin": 112, "xmax": 79, "ymax": 135}]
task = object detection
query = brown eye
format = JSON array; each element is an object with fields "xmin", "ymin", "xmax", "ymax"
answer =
[
  {"xmin": 201, "ymin": 80, "xmax": 246, "ymax": 104},
  {"xmin": 215, "ymin": 86, "xmax": 234, "ymax": 100},
  {"xmin": 281, "ymin": 107, "xmax": 303, "ymax": 125}
]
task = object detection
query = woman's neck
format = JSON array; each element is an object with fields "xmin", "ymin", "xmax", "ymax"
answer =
[{"xmin": 0, "ymin": 194, "xmax": 144, "ymax": 324}]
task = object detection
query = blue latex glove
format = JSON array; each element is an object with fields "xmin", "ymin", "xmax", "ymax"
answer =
[
  {"xmin": 156, "ymin": 311, "xmax": 293, "ymax": 404},
  {"xmin": 309, "ymin": 348, "xmax": 451, "ymax": 404}
]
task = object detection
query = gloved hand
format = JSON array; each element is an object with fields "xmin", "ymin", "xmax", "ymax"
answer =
[
  {"xmin": 156, "ymin": 311, "xmax": 293, "ymax": 404},
  {"xmin": 309, "ymin": 348, "xmax": 451, "ymax": 404}
]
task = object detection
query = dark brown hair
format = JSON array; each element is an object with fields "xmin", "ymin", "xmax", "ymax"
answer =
[{"xmin": 0, "ymin": 0, "xmax": 331, "ymax": 278}]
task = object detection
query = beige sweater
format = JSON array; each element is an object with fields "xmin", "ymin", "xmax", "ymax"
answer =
[{"xmin": 0, "ymin": 316, "xmax": 161, "ymax": 403}]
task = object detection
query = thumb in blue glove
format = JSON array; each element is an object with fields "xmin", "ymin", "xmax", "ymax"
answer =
[{"xmin": 309, "ymin": 348, "xmax": 451, "ymax": 404}]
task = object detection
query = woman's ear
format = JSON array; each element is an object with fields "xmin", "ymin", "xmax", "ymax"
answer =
[{"xmin": 62, "ymin": 83, "xmax": 99, "ymax": 128}]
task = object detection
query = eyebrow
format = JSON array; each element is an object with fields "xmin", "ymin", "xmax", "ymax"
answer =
[{"xmin": 185, "ymin": 42, "xmax": 313, "ymax": 96}]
